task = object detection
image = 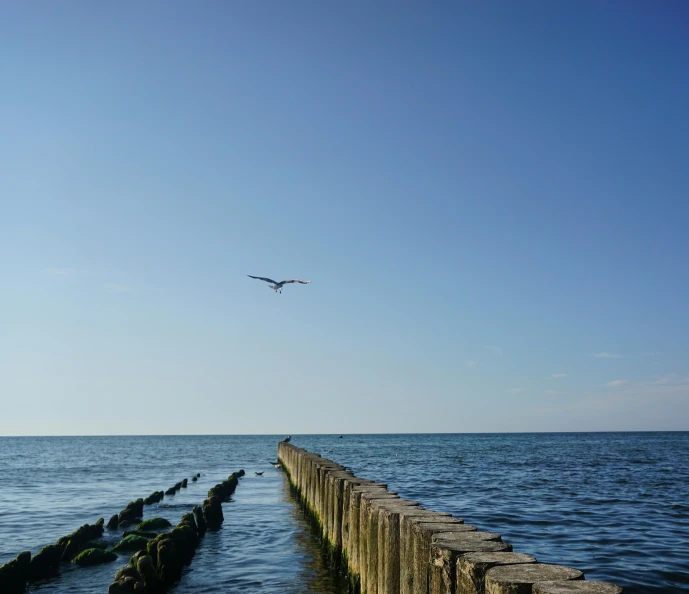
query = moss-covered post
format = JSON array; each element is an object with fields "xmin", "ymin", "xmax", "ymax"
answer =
[{"xmin": 0, "ymin": 551, "xmax": 31, "ymax": 594}]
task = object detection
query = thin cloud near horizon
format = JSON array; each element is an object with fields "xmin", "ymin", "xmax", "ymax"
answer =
[{"xmin": 607, "ymin": 380, "xmax": 628, "ymax": 387}]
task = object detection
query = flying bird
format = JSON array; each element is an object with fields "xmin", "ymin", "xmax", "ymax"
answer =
[{"xmin": 247, "ymin": 275, "xmax": 311, "ymax": 294}]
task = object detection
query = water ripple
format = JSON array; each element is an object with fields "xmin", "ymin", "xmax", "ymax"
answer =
[{"xmin": 1, "ymin": 433, "xmax": 688, "ymax": 593}]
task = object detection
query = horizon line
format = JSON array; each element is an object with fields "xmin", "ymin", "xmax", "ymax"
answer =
[{"xmin": 1, "ymin": 429, "xmax": 687, "ymax": 438}]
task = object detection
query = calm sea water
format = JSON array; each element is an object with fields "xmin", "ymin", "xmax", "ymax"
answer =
[{"xmin": 0, "ymin": 433, "xmax": 687, "ymax": 593}]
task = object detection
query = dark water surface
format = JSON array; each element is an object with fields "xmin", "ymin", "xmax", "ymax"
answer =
[{"xmin": 0, "ymin": 433, "xmax": 687, "ymax": 593}]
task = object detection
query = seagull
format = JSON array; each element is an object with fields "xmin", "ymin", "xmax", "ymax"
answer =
[
  {"xmin": 281, "ymin": 436, "xmax": 291, "ymax": 443},
  {"xmin": 247, "ymin": 275, "xmax": 311, "ymax": 294}
]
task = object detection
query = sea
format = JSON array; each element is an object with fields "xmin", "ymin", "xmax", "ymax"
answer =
[{"xmin": 0, "ymin": 433, "xmax": 687, "ymax": 593}]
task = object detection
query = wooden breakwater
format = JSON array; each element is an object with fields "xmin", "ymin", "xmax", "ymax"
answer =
[
  {"xmin": 0, "ymin": 470, "xmax": 244, "ymax": 594},
  {"xmin": 278, "ymin": 442, "xmax": 623, "ymax": 594}
]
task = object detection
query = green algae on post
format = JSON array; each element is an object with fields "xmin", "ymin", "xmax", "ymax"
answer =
[
  {"xmin": 72, "ymin": 548, "xmax": 117, "ymax": 567},
  {"xmin": 136, "ymin": 518, "xmax": 172, "ymax": 531},
  {"xmin": 113, "ymin": 535, "xmax": 151, "ymax": 553},
  {"xmin": 107, "ymin": 514, "xmax": 120, "ymax": 530},
  {"xmin": 109, "ymin": 469, "xmax": 244, "ymax": 594},
  {"xmin": 57, "ymin": 518, "xmax": 105, "ymax": 561},
  {"xmin": 28, "ymin": 544, "xmax": 63, "ymax": 581},
  {"xmin": 0, "ymin": 551, "xmax": 31, "ymax": 594},
  {"xmin": 143, "ymin": 491, "xmax": 164, "ymax": 505},
  {"xmin": 118, "ymin": 500, "xmax": 145, "ymax": 525}
]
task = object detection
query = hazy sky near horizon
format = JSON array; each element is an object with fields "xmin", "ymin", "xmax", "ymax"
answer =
[{"xmin": 2, "ymin": 1, "xmax": 688, "ymax": 435}]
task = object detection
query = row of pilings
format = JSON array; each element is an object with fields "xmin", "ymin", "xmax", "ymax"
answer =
[
  {"xmin": 278, "ymin": 442, "xmax": 623, "ymax": 594},
  {"xmin": 0, "ymin": 470, "xmax": 239, "ymax": 594},
  {"xmin": 108, "ymin": 470, "xmax": 244, "ymax": 594}
]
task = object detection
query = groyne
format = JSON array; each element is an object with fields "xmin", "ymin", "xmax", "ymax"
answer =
[
  {"xmin": 278, "ymin": 442, "xmax": 623, "ymax": 594},
  {"xmin": 0, "ymin": 470, "xmax": 241, "ymax": 594},
  {"xmin": 108, "ymin": 470, "xmax": 244, "ymax": 594}
]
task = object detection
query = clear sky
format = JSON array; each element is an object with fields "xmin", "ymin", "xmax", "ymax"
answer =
[{"xmin": 1, "ymin": 1, "xmax": 688, "ymax": 435}]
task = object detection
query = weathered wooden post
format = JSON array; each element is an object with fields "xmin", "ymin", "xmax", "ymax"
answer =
[
  {"xmin": 484, "ymin": 563, "xmax": 583, "ymax": 594},
  {"xmin": 430, "ymin": 539, "xmax": 512, "ymax": 594},
  {"xmin": 456, "ymin": 552, "xmax": 536, "ymax": 594}
]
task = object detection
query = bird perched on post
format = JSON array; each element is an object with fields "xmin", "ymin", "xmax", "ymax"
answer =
[{"xmin": 247, "ymin": 275, "xmax": 311, "ymax": 293}]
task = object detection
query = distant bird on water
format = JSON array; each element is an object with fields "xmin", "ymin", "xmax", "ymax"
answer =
[
  {"xmin": 255, "ymin": 471, "xmax": 264, "ymax": 476},
  {"xmin": 247, "ymin": 275, "xmax": 311, "ymax": 293}
]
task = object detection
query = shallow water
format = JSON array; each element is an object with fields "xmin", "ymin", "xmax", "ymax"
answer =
[{"xmin": 0, "ymin": 433, "xmax": 687, "ymax": 593}]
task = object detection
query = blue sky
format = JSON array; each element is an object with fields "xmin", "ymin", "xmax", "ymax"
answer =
[{"xmin": 1, "ymin": 1, "xmax": 688, "ymax": 435}]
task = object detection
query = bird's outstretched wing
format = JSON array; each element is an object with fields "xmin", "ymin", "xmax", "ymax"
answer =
[
  {"xmin": 248, "ymin": 275, "xmax": 278, "ymax": 284},
  {"xmin": 280, "ymin": 279, "xmax": 311, "ymax": 285}
]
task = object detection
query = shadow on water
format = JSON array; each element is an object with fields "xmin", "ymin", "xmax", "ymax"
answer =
[
  {"xmin": 172, "ymin": 468, "xmax": 348, "ymax": 594},
  {"xmin": 281, "ymin": 479, "xmax": 350, "ymax": 594}
]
